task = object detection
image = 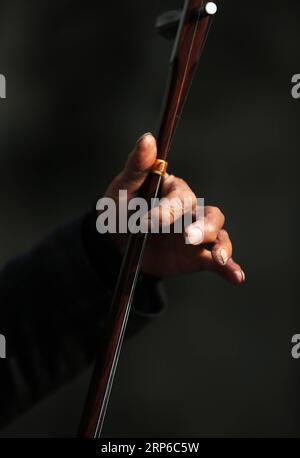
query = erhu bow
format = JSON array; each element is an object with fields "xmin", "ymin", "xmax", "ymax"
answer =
[{"xmin": 78, "ymin": 0, "xmax": 218, "ymax": 438}]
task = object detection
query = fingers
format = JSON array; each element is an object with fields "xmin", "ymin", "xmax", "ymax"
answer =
[
  {"xmin": 107, "ymin": 133, "xmax": 157, "ymax": 197},
  {"xmin": 196, "ymin": 248, "xmax": 246, "ymax": 285},
  {"xmin": 144, "ymin": 174, "xmax": 197, "ymax": 230},
  {"xmin": 202, "ymin": 206, "xmax": 225, "ymax": 243},
  {"xmin": 208, "ymin": 229, "xmax": 245, "ymax": 284},
  {"xmin": 189, "ymin": 224, "xmax": 245, "ymax": 285},
  {"xmin": 144, "ymin": 173, "xmax": 224, "ymax": 241},
  {"xmin": 215, "ymin": 257, "xmax": 246, "ymax": 285},
  {"xmin": 211, "ymin": 229, "xmax": 232, "ymax": 266},
  {"xmin": 185, "ymin": 206, "xmax": 225, "ymax": 246}
]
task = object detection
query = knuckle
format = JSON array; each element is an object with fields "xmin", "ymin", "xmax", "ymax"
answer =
[
  {"xmin": 183, "ymin": 191, "xmax": 197, "ymax": 213},
  {"xmin": 166, "ymin": 174, "xmax": 176, "ymax": 183},
  {"xmin": 171, "ymin": 195, "xmax": 184, "ymax": 211},
  {"xmin": 173, "ymin": 176, "xmax": 188, "ymax": 191},
  {"xmin": 206, "ymin": 205, "xmax": 219, "ymax": 213},
  {"xmin": 207, "ymin": 205, "xmax": 225, "ymax": 223},
  {"xmin": 168, "ymin": 196, "xmax": 183, "ymax": 221},
  {"xmin": 172, "ymin": 179, "xmax": 195, "ymax": 200},
  {"xmin": 173, "ymin": 176, "xmax": 184, "ymax": 184},
  {"xmin": 205, "ymin": 223, "xmax": 219, "ymax": 241},
  {"xmin": 185, "ymin": 189, "xmax": 196, "ymax": 201},
  {"xmin": 219, "ymin": 228, "xmax": 229, "ymax": 239},
  {"xmin": 213, "ymin": 205, "xmax": 223, "ymax": 215},
  {"xmin": 169, "ymin": 205, "xmax": 176, "ymax": 222}
]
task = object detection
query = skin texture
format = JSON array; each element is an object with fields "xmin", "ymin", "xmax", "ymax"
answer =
[{"xmin": 106, "ymin": 133, "xmax": 245, "ymax": 285}]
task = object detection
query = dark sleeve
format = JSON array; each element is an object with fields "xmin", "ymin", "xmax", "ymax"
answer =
[{"xmin": 0, "ymin": 212, "xmax": 166, "ymax": 428}]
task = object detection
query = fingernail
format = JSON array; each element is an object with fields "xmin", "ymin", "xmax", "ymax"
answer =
[
  {"xmin": 235, "ymin": 270, "xmax": 246, "ymax": 283},
  {"xmin": 136, "ymin": 132, "xmax": 153, "ymax": 144},
  {"xmin": 185, "ymin": 226, "xmax": 204, "ymax": 245},
  {"xmin": 219, "ymin": 248, "xmax": 228, "ymax": 265}
]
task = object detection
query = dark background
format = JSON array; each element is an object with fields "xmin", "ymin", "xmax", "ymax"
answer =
[{"xmin": 0, "ymin": 0, "xmax": 299, "ymax": 437}]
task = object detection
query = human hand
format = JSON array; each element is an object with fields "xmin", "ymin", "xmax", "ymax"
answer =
[{"xmin": 104, "ymin": 133, "xmax": 245, "ymax": 284}]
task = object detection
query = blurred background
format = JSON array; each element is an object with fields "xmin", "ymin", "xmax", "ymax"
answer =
[{"xmin": 0, "ymin": 0, "xmax": 299, "ymax": 437}]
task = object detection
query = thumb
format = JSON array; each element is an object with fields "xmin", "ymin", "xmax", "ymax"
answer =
[{"xmin": 108, "ymin": 133, "xmax": 157, "ymax": 197}]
